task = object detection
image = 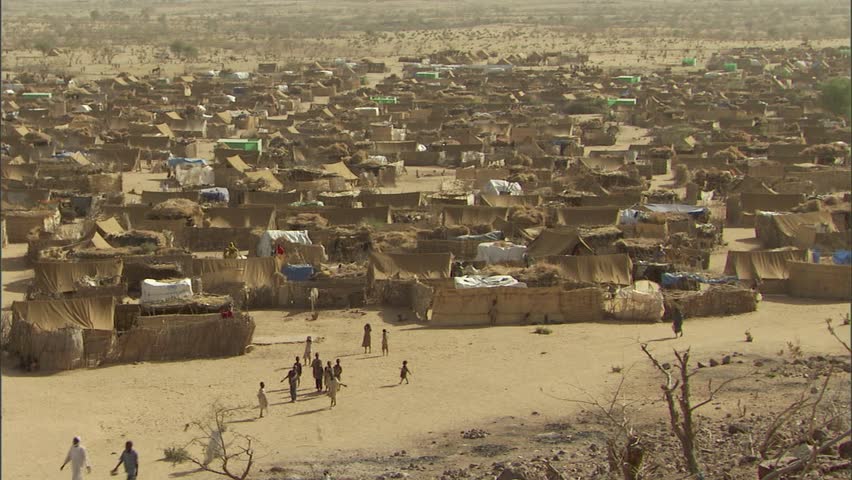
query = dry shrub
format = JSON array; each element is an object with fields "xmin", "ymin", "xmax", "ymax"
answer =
[
  {"xmin": 672, "ymin": 164, "xmax": 691, "ymax": 186},
  {"xmin": 284, "ymin": 213, "xmax": 329, "ymax": 230},
  {"xmin": 712, "ymin": 146, "xmax": 747, "ymax": 162},
  {"xmin": 506, "ymin": 152, "xmax": 533, "ymax": 167},
  {"xmin": 371, "ymin": 231, "xmax": 418, "ymax": 252},
  {"xmin": 509, "ymin": 207, "xmax": 545, "ymax": 227},
  {"xmin": 147, "ymin": 199, "xmax": 203, "ymax": 220}
]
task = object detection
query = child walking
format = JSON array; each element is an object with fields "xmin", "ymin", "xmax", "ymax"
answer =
[{"xmin": 399, "ymin": 360, "xmax": 412, "ymax": 385}]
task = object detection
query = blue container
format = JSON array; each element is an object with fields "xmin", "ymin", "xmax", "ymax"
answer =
[
  {"xmin": 812, "ymin": 250, "xmax": 821, "ymax": 263},
  {"xmin": 283, "ymin": 264, "xmax": 314, "ymax": 282}
]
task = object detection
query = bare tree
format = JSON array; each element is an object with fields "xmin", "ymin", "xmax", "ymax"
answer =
[
  {"xmin": 183, "ymin": 403, "xmax": 257, "ymax": 480},
  {"xmin": 640, "ymin": 344, "xmax": 743, "ymax": 477},
  {"xmin": 826, "ymin": 317, "xmax": 851, "ymax": 354}
]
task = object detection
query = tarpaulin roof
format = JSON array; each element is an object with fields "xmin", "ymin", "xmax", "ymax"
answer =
[
  {"xmin": 552, "ymin": 206, "xmax": 620, "ymax": 227},
  {"xmin": 244, "ymin": 170, "xmax": 284, "ymax": 191},
  {"xmin": 724, "ymin": 248, "xmax": 808, "ymax": 280},
  {"xmin": 526, "ymin": 229, "xmax": 593, "ymax": 258},
  {"xmin": 321, "ymin": 161, "xmax": 358, "ymax": 181},
  {"xmin": 771, "ymin": 211, "xmax": 837, "ymax": 238},
  {"xmin": 13, "ymin": 296, "xmax": 115, "ymax": 331},
  {"xmin": 33, "ymin": 259, "xmax": 123, "ymax": 294},
  {"xmin": 369, "ymin": 252, "xmax": 452, "ymax": 281},
  {"xmin": 225, "ymin": 155, "xmax": 250, "ymax": 173},
  {"xmin": 96, "ymin": 217, "xmax": 125, "ymax": 236},
  {"xmin": 543, "ymin": 253, "xmax": 633, "ymax": 285},
  {"xmin": 168, "ymin": 157, "xmax": 208, "ymax": 167},
  {"xmin": 642, "ymin": 204, "xmax": 708, "ymax": 215}
]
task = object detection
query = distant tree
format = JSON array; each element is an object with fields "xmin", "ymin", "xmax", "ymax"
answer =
[
  {"xmin": 33, "ymin": 38, "xmax": 56, "ymax": 56},
  {"xmin": 170, "ymin": 40, "xmax": 199, "ymax": 60},
  {"xmin": 90, "ymin": 10, "xmax": 101, "ymax": 21},
  {"xmin": 820, "ymin": 77, "xmax": 852, "ymax": 119}
]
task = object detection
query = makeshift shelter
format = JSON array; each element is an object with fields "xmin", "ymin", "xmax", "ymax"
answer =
[
  {"xmin": 724, "ymin": 248, "xmax": 808, "ymax": 290},
  {"xmin": 788, "ymin": 262, "xmax": 852, "ymax": 300},
  {"xmin": 359, "ymin": 192, "xmax": 423, "ymax": 208},
  {"xmin": 369, "ymin": 252, "xmax": 452, "ymax": 282},
  {"xmin": 755, "ymin": 211, "xmax": 837, "ymax": 248},
  {"xmin": 33, "ymin": 259, "xmax": 124, "ymax": 294},
  {"xmin": 256, "ymin": 230, "xmax": 312, "ymax": 257},
  {"xmin": 543, "ymin": 254, "xmax": 633, "ymax": 285},
  {"xmin": 552, "ymin": 206, "xmax": 620, "ymax": 227},
  {"xmin": 441, "ymin": 206, "xmax": 508, "ymax": 227},
  {"xmin": 526, "ymin": 229, "xmax": 594, "ymax": 258},
  {"xmin": 427, "ymin": 286, "xmax": 603, "ymax": 326},
  {"xmin": 609, "ymin": 280, "xmax": 664, "ymax": 322},
  {"xmin": 9, "ymin": 296, "xmax": 115, "ymax": 370},
  {"xmin": 205, "ymin": 206, "xmax": 275, "ymax": 229},
  {"xmin": 474, "ymin": 242, "xmax": 527, "ymax": 264}
]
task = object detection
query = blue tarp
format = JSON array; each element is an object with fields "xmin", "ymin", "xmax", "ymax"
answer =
[
  {"xmin": 453, "ymin": 231, "xmax": 504, "ymax": 242},
  {"xmin": 643, "ymin": 204, "xmax": 708, "ymax": 216},
  {"xmin": 167, "ymin": 157, "xmax": 209, "ymax": 168},
  {"xmin": 833, "ymin": 250, "xmax": 852, "ymax": 265},
  {"xmin": 283, "ymin": 264, "xmax": 314, "ymax": 282},
  {"xmin": 661, "ymin": 272, "xmax": 735, "ymax": 287}
]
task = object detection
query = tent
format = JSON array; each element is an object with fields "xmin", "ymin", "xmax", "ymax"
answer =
[
  {"xmin": 482, "ymin": 180, "xmax": 522, "ymax": 196},
  {"xmin": 321, "ymin": 161, "xmax": 358, "ymax": 182},
  {"xmin": 12, "ymin": 296, "xmax": 115, "ymax": 331},
  {"xmin": 453, "ymin": 275, "xmax": 525, "ymax": 289},
  {"xmin": 33, "ymin": 259, "xmax": 123, "ymax": 294},
  {"xmin": 552, "ymin": 206, "xmax": 620, "ymax": 227},
  {"xmin": 526, "ymin": 229, "xmax": 593, "ymax": 258},
  {"xmin": 257, "ymin": 230, "xmax": 312, "ymax": 257},
  {"xmin": 369, "ymin": 252, "xmax": 452, "ymax": 281},
  {"xmin": 474, "ymin": 242, "xmax": 527, "ymax": 264},
  {"xmin": 543, "ymin": 254, "xmax": 633, "ymax": 285},
  {"xmin": 168, "ymin": 157, "xmax": 208, "ymax": 168},
  {"xmin": 724, "ymin": 248, "xmax": 808, "ymax": 281}
]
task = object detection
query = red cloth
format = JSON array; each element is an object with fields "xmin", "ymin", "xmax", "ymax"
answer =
[{"xmin": 276, "ymin": 245, "xmax": 285, "ymax": 255}]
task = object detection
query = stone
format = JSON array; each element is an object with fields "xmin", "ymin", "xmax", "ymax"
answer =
[
  {"xmin": 697, "ymin": 362, "xmax": 707, "ymax": 368},
  {"xmin": 722, "ymin": 355, "xmax": 732, "ymax": 365},
  {"xmin": 709, "ymin": 358, "xmax": 719, "ymax": 367}
]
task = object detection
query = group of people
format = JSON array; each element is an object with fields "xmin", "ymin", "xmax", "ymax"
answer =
[
  {"xmin": 257, "ymin": 323, "xmax": 412, "ymax": 417},
  {"xmin": 60, "ymin": 437, "xmax": 138, "ymax": 480}
]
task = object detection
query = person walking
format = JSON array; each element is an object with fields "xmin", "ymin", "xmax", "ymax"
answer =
[
  {"xmin": 111, "ymin": 440, "xmax": 139, "ymax": 480},
  {"xmin": 399, "ymin": 360, "xmax": 412, "ymax": 385},
  {"xmin": 333, "ymin": 359, "xmax": 343, "ymax": 380},
  {"xmin": 488, "ymin": 299, "xmax": 498, "ymax": 326},
  {"xmin": 257, "ymin": 382, "xmax": 269, "ymax": 418},
  {"xmin": 60, "ymin": 436, "xmax": 91, "ymax": 480},
  {"xmin": 381, "ymin": 329, "xmax": 389, "ymax": 356},
  {"xmin": 293, "ymin": 356, "xmax": 303, "ymax": 387},
  {"xmin": 327, "ymin": 373, "xmax": 346, "ymax": 409},
  {"xmin": 311, "ymin": 353, "xmax": 324, "ymax": 392},
  {"xmin": 362, "ymin": 323, "xmax": 372, "ymax": 354},
  {"xmin": 672, "ymin": 307, "xmax": 684, "ymax": 338},
  {"xmin": 303, "ymin": 336, "xmax": 313, "ymax": 365},
  {"xmin": 323, "ymin": 361, "xmax": 334, "ymax": 392}
]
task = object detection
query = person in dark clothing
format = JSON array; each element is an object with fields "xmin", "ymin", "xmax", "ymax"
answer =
[
  {"xmin": 293, "ymin": 356, "xmax": 303, "ymax": 387},
  {"xmin": 311, "ymin": 353, "xmax": 324, "ymax": 391},
  {"xmin": 672, "ymin": 307, "xmax": 684, "ymax": 338},
  {"xmin": 281, "ymin": 369, "xmax": 298, "ymax": 402},
  {"xmin": 333, "ymin": 359, "xmax": 343, "ymax": 380}
]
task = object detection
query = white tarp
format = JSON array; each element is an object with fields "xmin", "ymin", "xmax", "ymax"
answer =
[
  {"xmin": 482, "ymin": 179, "xmax": 523, "ymax": 196},
  {"xmin": 140, "ymin": 278, "xmax": 193, "ymax": 305},
  {"xmin": 453, "ymin": 275, "xmax": 526, "ymax": 289},
  {"xmin": 474, "ymin": 242, "xmax": 527, "ymax": 264},
  {"xmin": 175, "ymin": 165, "xmax": 215, "ymax": 187},
  {"xmin": 257, "ymin": 230, "xmax": 312, "ymax": 257},
  {"xmin": 609, "ymin": 280, "xmax": 664, "ymax": 322}
]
